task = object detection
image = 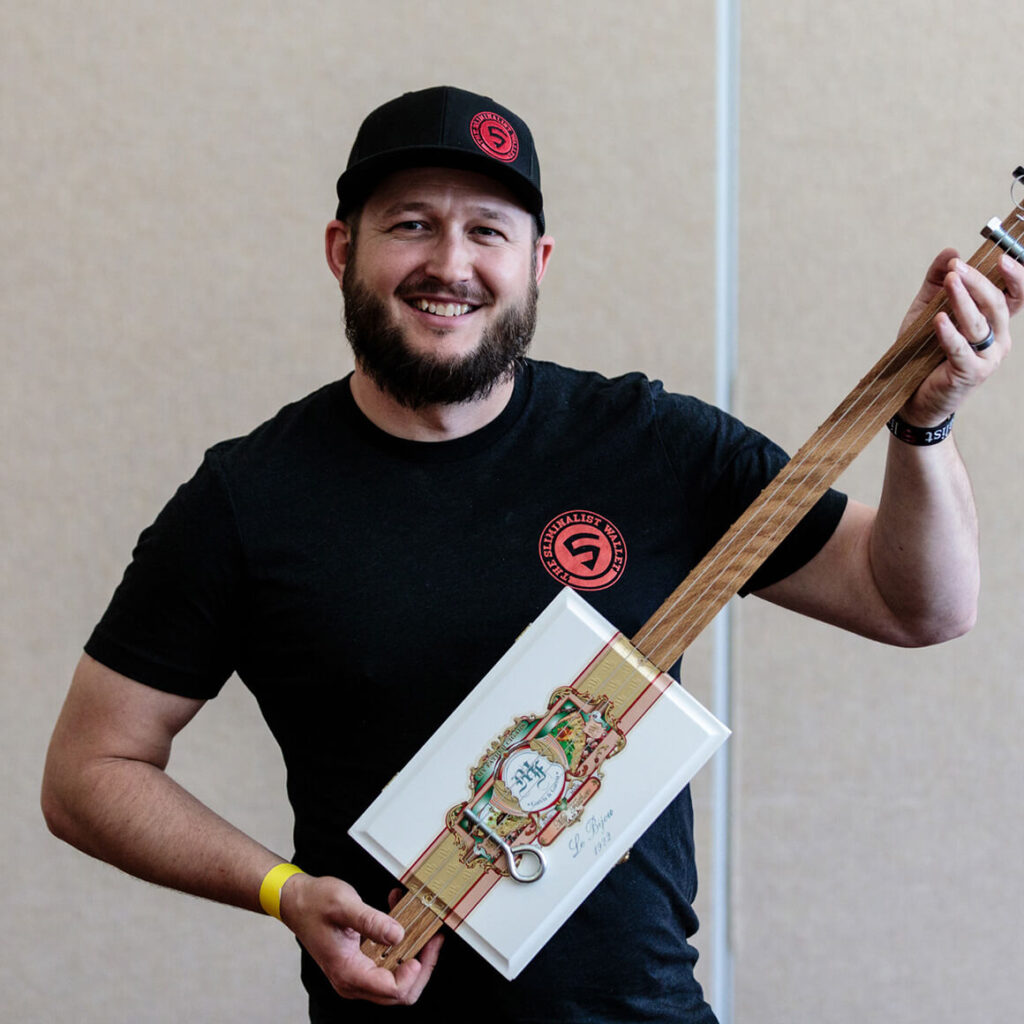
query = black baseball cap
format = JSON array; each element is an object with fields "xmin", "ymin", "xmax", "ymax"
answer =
[{"xmin": 335, "ymin": 86, "xmax": 544, "ymax": 233}]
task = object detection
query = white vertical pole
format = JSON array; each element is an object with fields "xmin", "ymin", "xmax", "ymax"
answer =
[{"xmin": 712, "ymin": 0, "xmax": 740, "ymax": 1021}]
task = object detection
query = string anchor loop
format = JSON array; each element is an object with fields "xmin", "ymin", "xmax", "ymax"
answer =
[{"xmin": 463, "ymin": 806, "xmax": 547, "ymax": 884}]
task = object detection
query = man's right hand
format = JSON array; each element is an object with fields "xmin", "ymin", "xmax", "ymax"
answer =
[{"xmin": 279, "ymin": 873, "xmax": 443, "ymax": 1005}]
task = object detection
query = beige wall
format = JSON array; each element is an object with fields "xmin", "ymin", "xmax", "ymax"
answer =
[
  {"xmin": 3, "ymin": 2, "xmax": 1021, "ymax": 1021},
  {"xmin": 735, "ymin": 5, "xmax": 1024, "ymax": 1021}
]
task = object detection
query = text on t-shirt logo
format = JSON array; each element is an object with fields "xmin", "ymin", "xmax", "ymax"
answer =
[{"xmin": 538, "ymin": 510, "xmax": 627, "ymax": 591}]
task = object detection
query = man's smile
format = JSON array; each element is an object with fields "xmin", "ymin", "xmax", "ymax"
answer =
[{"xmin": 406, "ymin": 298, "xmax": 475, "ymax": 318}]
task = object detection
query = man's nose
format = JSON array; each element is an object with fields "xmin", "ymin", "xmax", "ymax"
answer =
[{"xmin": 422, "ymin": 230, "xmax": 473, "ymax": 283}]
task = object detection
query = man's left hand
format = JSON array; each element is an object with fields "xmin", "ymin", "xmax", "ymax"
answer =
[{"xmin": 897, "ymin": 249, "xmax": 1023, "ymax": 427}]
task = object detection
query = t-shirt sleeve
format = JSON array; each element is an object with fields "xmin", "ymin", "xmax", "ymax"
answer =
[
  {"xmin": 84, "ymin": 450, "xmax": 246, "ymax": 699},
  {"xmin": 650, "ymin": 382, "xmax": 848, "ymax": 595}
]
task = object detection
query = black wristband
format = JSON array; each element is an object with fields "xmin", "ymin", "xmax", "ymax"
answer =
[{"xmin": 886, "ymin": 412, "xmax": 955, "ymax": 445}]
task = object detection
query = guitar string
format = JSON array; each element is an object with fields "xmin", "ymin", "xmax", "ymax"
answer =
[
  {"xmin": 631, "ymin": 320, "xmax": 943, "ymax": 659},
  {"xmin": 557, "ymin": 181, "xmax": 1024, "ymax": 729},
  {"xmin": 379, "ymin": 206, "xmax": 1024, "ymax": 960},
  {"xmin": 383, "ymin": 215, "xmax": 1024, "ymax": 960},
  {"xmin": 376, "ymin": 816, "xmax": 494, "ymax": 957},
  {"xmin": 535, "ymin": 212, "xmax": 1021, "ymax": 717},
  {"xmin": 661, "ymin": 208, "xmax": 1024, "ymax": 651},
  {"xmin": 377, "ymin": 711, "xmax": 595, "ymax": 956},
  {"xmin": 632, "ymin": 309, "xmax": 947, "ymax": 660},
  {"xmin": 381, "ymin": 655, "xmax": 649, "ymax": 954},
  {"xmin": 634, "ymin": 176, "xmax": 1022, "ymax": 662},
  {"xmin": 631, "ymin": 217, "xmax": 1022, "ymax": 669},
  {"xmin": 384, "ymin": 212, "xmax": 1024, "ymax": 957},
  {"xmin": 377, "ymin": 702, "xmax": 591, "ymax": 954},
  {"xmin": 385, "ymin": 211, "xmax": 1024, "ymax": 958},
  {"xmin": 382, "ymin": 643, "xmax": 658, "ymax": 953}
]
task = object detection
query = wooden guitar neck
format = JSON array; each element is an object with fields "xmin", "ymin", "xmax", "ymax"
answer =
[{"xmin": 634, "ymin": 190, "xmax": 1022, "ymax": 671}]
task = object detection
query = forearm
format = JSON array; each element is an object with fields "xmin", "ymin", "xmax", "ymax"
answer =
[
  {"xmin": 43, "ymin": 717, "xmax": 443, "ymax": 1005},
  {"xmin": 43, "ymin": 746, "xmax": 284, "ymax": 914},
  {"xmin": 869, "ymin": 432, "xmax": 979, "ymax": 642},
  {"xmin": 41, "ymin": 654, "xmax": 287, "ymax": 915},
  {"xmin": 861, "ymin": 250, "xmax": 1021, "ymax": 642},
  {"xmin": 44, "ymin": 654, "xmax": 441, "ymax": 1004}
]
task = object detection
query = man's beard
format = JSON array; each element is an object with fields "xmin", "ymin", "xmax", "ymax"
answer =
[{"xmin": 342, "ymin": 262, "xmax": 538, "ymax": 410}]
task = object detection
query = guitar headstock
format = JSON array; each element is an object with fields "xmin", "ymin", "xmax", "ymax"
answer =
[{"xmin": 980, "ymin": 166, "xmax": 1024, "ymax": 269}]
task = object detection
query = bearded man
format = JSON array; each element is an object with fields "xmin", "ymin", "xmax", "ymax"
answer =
[{"xmin": 42, "ymin": 86, "xmax": 1023, "ymax": 1023}]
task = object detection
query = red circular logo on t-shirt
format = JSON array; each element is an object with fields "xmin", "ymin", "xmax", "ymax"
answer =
[
  {"xmin": 538, "ymin": 510, "xmax": 628, "ymax": 591},
  {"xmin": 469, "ymin": 111, "xmax": 519, "ymax": 162}
]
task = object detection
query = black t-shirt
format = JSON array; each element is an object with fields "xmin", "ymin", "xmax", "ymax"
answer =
[{"xmin": 87, "ymin": 360, "xmax": 846, "ymax": 1023}]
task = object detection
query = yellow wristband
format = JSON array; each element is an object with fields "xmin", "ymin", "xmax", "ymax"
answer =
[{"xmin": 258, "ymin": 862, "xmax": 304, "ymax": 921}]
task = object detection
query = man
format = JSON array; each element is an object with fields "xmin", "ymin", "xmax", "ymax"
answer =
[{"xmin": 42, "ymin": 87, "xmax": 1023, "ymax": 1022}]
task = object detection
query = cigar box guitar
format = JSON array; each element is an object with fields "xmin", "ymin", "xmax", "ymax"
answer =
[{"xmin": 350, "ymin": 168, "xmax": 1024, "ymax": 979}]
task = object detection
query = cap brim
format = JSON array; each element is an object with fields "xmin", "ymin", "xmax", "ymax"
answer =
[{"xmin": 336, "ymin": 147, "xmax": 544, "ymax": 232}]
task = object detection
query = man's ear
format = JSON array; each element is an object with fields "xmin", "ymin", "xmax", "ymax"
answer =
[
  {"xmin": 534, "ymin": 235, "xmax": 555, "ymax": 286},
  {"xmin": 325, "ymin": 220, "xmax": 351, "ymax": 284}
]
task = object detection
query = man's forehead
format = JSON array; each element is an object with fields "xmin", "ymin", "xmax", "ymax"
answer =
[{"xmin": 365, "ymin": 166, "xmax": 530, "ymax": 220}]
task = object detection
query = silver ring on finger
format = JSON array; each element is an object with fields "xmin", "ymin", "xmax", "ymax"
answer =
[{"xmin": 969, "ymin": 326, "xmax": 995, "ymax": 353}]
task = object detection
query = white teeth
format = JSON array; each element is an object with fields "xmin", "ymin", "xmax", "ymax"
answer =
[{"xmin": 413, "ymin": 299, "xmax": 470, "ymax": 317}]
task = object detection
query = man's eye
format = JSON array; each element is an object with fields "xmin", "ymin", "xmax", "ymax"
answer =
[
  {"xmin": 472, "ymin": 226, "xmax": 503, "ymax": 239},
  {"xmin": 393, "ymin": 220, "xmax": 427, "ymax": 232}
]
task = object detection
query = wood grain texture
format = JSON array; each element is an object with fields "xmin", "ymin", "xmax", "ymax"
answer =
[{"xmin": 359, "ymin": 888, "xmax": 446, "ymax": 971}]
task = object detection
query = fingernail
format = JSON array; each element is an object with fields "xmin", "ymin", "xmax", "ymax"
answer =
[{"xmin": 955, "ymin": 259, "xmax": 969, "ymax": 276}]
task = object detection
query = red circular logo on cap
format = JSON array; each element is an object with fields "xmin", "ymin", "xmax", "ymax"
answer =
[
  {"xmin": 470, "ymin": 111, "xmax": 519, "ymax": 162},
  {"xmin": 538, "ymin": 510, "xmax": 628, "ymax": 591}
]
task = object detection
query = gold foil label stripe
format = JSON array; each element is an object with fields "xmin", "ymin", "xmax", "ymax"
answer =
[
  {"xmin": 572, "ymin": 633, "xmax": 663, "ymax": 726},
  {"xmin": 402, "ymin": 833, "xmax": 483, "ymax": 923}
]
